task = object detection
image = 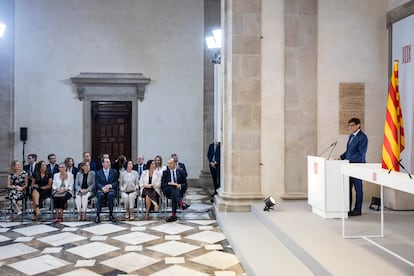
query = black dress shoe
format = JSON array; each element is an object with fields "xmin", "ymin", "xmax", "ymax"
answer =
[
  {"xmin": 166, "ymin": 216, "xmax": 177, "ymax": 222},
  {"xmin": 109, "ymin": 214, "xmax": 116, "ymax": 222},
  {"xmin": 95, "ymin": 215, "xmax": 101, "ymax": 223},
  {"xmin": 348, "ymin": 210, "xmax": 361, "ymax": 216},
  {"xmin": 181, "ymin": 203, "xmax": 190, "ymax": 210}
]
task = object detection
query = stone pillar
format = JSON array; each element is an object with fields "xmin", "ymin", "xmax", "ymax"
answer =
[
  {"xmin": 281, "ymin": 0, "xmax": 317, "ymax": 199},
  {"xmin": 215, "ymin": 0, "xmax": 264, "ymax": 211},
  {"xmin": 199, "ymin": 0, "xmax": 221, "ymax": 190},
  {"xmin": 0, "ymin": 0, "xmax": 15, "ymax": 188}
]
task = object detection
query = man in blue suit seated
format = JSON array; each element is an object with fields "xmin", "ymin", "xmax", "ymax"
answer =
[
  {"xmin": 161, "ymin": 158, "xmax": 190, "ymax": 222},
  {"xmin": 339, "ymin": 117, "xmax": 368, "ymax": 216},
  {"xmin": 95, "ymin": 157, "xmax": 119, "ymax": 223}
]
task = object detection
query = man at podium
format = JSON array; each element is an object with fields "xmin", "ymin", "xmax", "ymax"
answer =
[{"xmin": 338, "ymin": 118, "xmax": 368, "ymax": 216}]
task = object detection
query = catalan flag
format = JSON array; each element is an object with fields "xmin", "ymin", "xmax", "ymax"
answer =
[{"xmin": 382, "ymin": 60, "xmax": 405, "ymax": 171}]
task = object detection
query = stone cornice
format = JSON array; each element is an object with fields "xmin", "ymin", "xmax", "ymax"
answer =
[{"xmin": 70, "ymin": 73, "xmax": 151, "ymax": 101}]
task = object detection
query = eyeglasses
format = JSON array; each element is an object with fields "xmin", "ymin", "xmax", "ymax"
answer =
[{"xmin": 348, "ymin": 124, "xmax": 356, "ymax": 127}]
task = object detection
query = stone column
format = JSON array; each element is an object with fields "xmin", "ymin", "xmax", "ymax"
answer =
[
  {"xmin": 281, "ymin": 0, "xmax": 317, "ymax": 199},
  {"xmin": 215, "ymin": 0, "xmax": 264, "ymax": 211},
  {"xmin": 199, "ymin": 0, "xmax": 221, "ymax": 190},
  {"xmin": 0, "ymin": 0, "xmax": 15, "ymax": 188}
]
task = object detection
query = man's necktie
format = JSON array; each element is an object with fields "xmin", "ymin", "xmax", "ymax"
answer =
[
  {"xmin": 105, "ymin": 170, "xmax": 109, "ymax": 181},
  {"xmin": 173, "ymin": 170, "xmax": 177, "ymax": 183},
  {"xmin": 349, "ymin": 135, "xmax": 355, "ymax": 145}
]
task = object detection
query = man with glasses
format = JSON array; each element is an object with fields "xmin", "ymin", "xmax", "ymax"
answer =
[{"xmin": 339, "ymin": 118, "xmax": 368, "ymax": 216}]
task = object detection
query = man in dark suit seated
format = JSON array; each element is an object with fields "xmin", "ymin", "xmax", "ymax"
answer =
[
  {"xmin": 161, "ymin": 158, "xmax": 190, "ymax": 222},
  {"xmin": 77, "ymin": 151, "xmax": 97, "ymax": 172},
  {"xmin": 95, "ymin": 157, "xmax": 119, "ymax": 223},
  {"xmin": 132, "ymin": 154, "xmax": 147, "ymax": 180},
  {"xmin": 171, "ymin": 153, "xmax": 187, "ymax": 177},
  {"xmin": 47, "ymin": 153, "xmax": 59, "ymax": 177}
]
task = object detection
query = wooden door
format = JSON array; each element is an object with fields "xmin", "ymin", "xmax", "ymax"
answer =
[{"xmin": 91, "ymin": 101, "xmax": 132, "ymax": 163}]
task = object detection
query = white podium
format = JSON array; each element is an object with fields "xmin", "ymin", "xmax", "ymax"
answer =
[{"xmin": 307, "ymin": 155, "xmax": 349, "ymax": 218}]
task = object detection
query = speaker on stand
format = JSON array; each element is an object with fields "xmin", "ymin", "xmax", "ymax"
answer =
[{"xmin": 20, "ymin": 127, "xmax": 28, "ymax": 166}]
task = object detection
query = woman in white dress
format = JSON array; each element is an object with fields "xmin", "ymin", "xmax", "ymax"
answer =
[
  {"xmin": 119, "ymin": 160, "xmax": 139, "ymax": 220},
  {"xmin": 52, "ymin": 163, "xmax": 74, "ymax": 222}
]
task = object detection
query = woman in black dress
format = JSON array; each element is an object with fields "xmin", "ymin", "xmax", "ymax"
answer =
[
  {"xmin": 140, "ymin": 159, "xmax": 162, "ymax": 219},
  {"xmin": 31, "ymin": 160, "xmax": 52, "ymax": 221}
]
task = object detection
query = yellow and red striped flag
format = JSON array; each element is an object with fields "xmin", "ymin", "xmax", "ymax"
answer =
[{"xmin": 382, "ymin": 60, "xmax": 405, "ymax": 171}]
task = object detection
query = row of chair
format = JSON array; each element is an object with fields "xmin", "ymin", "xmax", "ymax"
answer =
[{"xmin": 1, "ymin": 189, "xmax": 186, "ymax": 222}]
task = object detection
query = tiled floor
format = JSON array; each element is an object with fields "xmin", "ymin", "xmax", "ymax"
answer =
[{"xmin": 0, "ymin": 187, "xmax": 246, "ymax": 275}]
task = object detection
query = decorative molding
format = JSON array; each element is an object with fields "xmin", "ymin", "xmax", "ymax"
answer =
[
  {"xmin": 70, "ymin": 73, "xmax": 151, "ymax": 101},
  {"xmin": 386, "ymin": 0, "xmax": 414, "ymax": 29}
]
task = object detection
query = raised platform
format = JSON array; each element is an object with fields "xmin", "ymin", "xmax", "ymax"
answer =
[{"xmin": 216, "ymin": 200, "xmax": 414, "ymax": 275}]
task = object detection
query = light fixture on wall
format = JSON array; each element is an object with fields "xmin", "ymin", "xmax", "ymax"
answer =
[
  {"xmin": 264, "ymin": 196, "xmax": 276, "ymax": 211},
  {"xmin": 206, "ymin": 29, "xmax": 222, "ymax": 64},
  {"xmin": 0, "ymin": 23, "xmax": 6, "ymax": 38}
]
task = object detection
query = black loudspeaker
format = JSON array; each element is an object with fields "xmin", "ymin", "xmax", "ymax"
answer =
[{"xmin": 20, "ymin": 127, "xmax": 28, "ymax": 141}]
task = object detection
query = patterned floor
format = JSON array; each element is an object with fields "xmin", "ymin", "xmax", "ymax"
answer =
[{"xmin": 0, "ymin": 187, "xmax": 246, "ymax": 275}]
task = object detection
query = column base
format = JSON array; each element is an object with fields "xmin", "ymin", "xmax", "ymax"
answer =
[
  {"xmin": 198, "ymin": 168, "xmax": 215, "ymax": 191},
  {"xmin": 214, "ymin": 191, "xmax": 265, "ymax": 212},
  {"xmin": 280, "ymin": 192, "xmax": 307, "ymax": 200}
]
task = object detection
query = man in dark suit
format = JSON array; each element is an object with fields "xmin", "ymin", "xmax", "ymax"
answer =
[
  {"xmin": 47, "ymin": 153, "xmax": 59, "ymax": 177},
  {"xmin": 23, "ymin": 153, "xmax": 38, "ymax": 197},
  {"xmin": 161, "ymin": 158, "xmax": 190, "ymax": 222},
  {"xmin": 339, "ymin": 118, "xmax": 368, "ymax": 216},
  {"xmin": 95, "ymin": 157, "xmax": 119, "ymax": 223},
  {"xmin": 171, "ymin": 153, "xmax": 187, "ymax": 177},
  {"xmin": 207, "ymin": 142, "xmax": 220, "ymax": 200},
  {"xmin": 77, "ymin": 151, "xmax": 97, "ymax": 171},
  {"xmin": 132, "ymin": 154, "xmax": 146, "ymax": 180},
  {"xmin": 24, "ymin": 153, "xmax": 38, "ymax": 178}
]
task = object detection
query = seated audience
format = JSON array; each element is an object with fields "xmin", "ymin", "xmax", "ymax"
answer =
[
  {"xmin": 119, "ymin": 160, "xmax": 139, "ymax": 220},
  {"xmin": 75, "ymin": 162, "xmax": 96, "ymax": 221},
  {"xmin": 140, "ymin": 159, "xmax": 162, "ymax": 220},
  {"xmin": 31, "ymin": 160, "xmax": 52, "ymax": 221},
  {"xmin": 65, "ymin": 157, "xmax": 78, "ymax": 181},
  {"xmin": 52, "ymin": 163, "xmax": 74, "ymax": 222},
  {"xmin": 78, "ymin": 151, "xmax": 97, "ymax": 171},
  {"xmin": 95, "ymin": 157, "xmax": 118, "ymax": 223},
  {"xmin": 7, "ymin": 160, "xmax": 28, "ymax": 219},
  {"xmin": 161, "ymin": 158, "xmax": 190, "ymax": 222},
  {"xmin": 171, "ymin": 153, "xmax": 188, "ymax": 177}
]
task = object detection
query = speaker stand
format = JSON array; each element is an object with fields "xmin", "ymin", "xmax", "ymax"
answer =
[{"xmin": 22, "ymin": 140, "xmax": 26, "ymax": 167}]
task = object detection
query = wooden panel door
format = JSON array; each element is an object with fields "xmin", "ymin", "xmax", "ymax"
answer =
[{"xmin": 91, "ymin": 101, "xmax": 132, "ymax": 163}]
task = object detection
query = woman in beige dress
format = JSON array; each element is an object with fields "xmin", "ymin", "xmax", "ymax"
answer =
[{"xmin": 119, "ymin": 160, "xmax": 139, "ymax": 220}]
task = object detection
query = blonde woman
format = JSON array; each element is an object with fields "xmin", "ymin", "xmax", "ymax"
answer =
[
  {"xmin": 119, "ymin": 160, "xmax": 139, "ymax": 220},
  {"xmin": 140, "ymin": 159, "xmax": 162, "ymax": 219},
  {"xmin": 52, "ymin": 163, "xmax": 73, "ymax": 222},
  {"xmin": 7, "ymin": 160, "xmax": 28, "ymax": 219}
]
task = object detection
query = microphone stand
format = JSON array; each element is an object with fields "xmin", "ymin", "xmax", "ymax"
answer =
[
  {"xmin": 318, "ymin": 141, "xmax": 337, "ymax": 158},
  {"xmin": 326, "ymin": 142, "xmax": 337, "ymax": 160}
]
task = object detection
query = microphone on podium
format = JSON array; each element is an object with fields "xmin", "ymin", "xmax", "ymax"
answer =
[
  {"xmin": 326, "ymin": 141, "xmax": 337, "ymax": 160},
  {"xmin": 319, "ymin": 141, "xmax": 337, "ymax": 159}
]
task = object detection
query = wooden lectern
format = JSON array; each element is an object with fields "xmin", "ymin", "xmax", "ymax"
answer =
[{"xmin": 307, "ymin": 155, "xmax": 349, "ymax": 218}]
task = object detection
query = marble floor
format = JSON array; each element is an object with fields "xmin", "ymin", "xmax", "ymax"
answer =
[{"xmin": 0, "ymin": 187, "xmax": 246, "ymax": 276}]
